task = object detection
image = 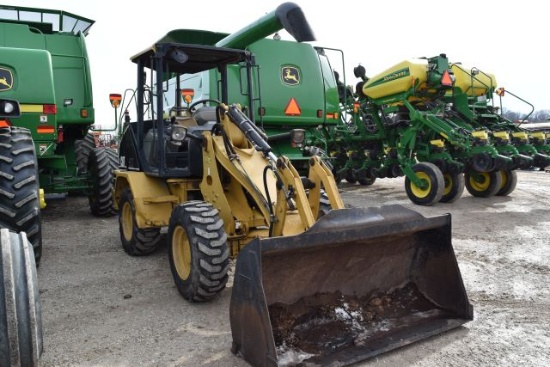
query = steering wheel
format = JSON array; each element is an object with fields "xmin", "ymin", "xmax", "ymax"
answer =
[{"xmin": 188, "ymin": 98, "xmax": 222, "ymax": 113}]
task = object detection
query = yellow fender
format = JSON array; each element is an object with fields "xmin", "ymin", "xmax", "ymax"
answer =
[{"xmin": 113, "ymin": 171, "xmax": 177, "ymax": 228}]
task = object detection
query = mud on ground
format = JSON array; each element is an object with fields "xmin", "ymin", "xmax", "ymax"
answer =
[{"xmin": 37, "ymin": 170, "xmax": 550, "ymax": 366}]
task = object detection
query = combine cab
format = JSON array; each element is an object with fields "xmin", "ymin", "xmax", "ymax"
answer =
[{"xmin": 111, "ymin": 3, "xmax": 473, "ymax": 366}]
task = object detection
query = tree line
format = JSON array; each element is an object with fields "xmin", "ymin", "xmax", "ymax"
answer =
[{"xmin": 503, "ymin": 109, "xmax": 550, "ymax": 122}]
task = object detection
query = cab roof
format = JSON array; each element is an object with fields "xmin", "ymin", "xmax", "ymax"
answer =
[{"xmin": 130, "ymin": 42, "xmax": 249, "ymax": 75}]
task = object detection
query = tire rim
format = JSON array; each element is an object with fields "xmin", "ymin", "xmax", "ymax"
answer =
[
  {"xmin": 410, "ymin": 171, "xmax": 431, "ymax": 198},
  {"xmin": 469, "ymin": 172, "xmax": 490, "ymax": 191},
  {"xmin": 443, "ymin": 173, "xmax": 452, "ymax": 196},
  {"xmin": 121, "ymin": 202, "xmax": 133, "ymax": 242},
  {"xmin": 172, "ymin": 226, "xmax": 191, "ymax": 280},
  {"xmin": 500, "ymin": 170, "xmax": 507, "ymax": 189}
]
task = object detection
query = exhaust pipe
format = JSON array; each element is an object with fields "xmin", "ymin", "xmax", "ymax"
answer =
[{"xmin": 230, "ymin": 205, "xmax": 473, "ymax": 366}]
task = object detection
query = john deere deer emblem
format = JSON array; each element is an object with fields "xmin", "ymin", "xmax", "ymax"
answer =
[
  {"xmin": 282, "ymin": 66, "xmax": 300, "ymax": 86},
  {"xmin": 0, "ymin": 68, "xmax": 14, "ymax": 91}
]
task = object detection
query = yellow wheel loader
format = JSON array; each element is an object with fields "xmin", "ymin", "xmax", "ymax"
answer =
[{"xmin": 112, "ymin": 3, "xmax": 473, "ymax": 366}]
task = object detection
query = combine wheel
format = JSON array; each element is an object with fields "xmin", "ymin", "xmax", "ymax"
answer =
[
  {"xmin": 88, "ymin": 147, "xmax": 119, "ymax": 217},
  {"xmin": 74, "ymin": 132, "xmax": 96, "ymax": 173},
  {"xmin": 118, "ymin": 188, "xmax": 162, "ymax": 256},
  {"xmin": 497, "ymin": 169, "xmax": 518, "ymax": 196},
  {"xmin": 358, "ymin": 176, "xmax": 376, "ymax": 186},
  {"xmin": 440, "ymin": 172, "xmax": 465, "ymax": 203},
  {"xmin": 345, "ymin": 171, "xmax": 357, "ymax": 184},
  {"xmin": 0, "ymin": 127, "xmax": 42, "ymax": 265},
  {"xmin": 0, "ymin": 229, "xmax": 43, "ymax": 366},
  {"xmin": 168, "ymin": 201, "xmax": 229, "ymax": 302},
  {"xmin": 465, "ymin": 171, "xmax": 502, "ymax": 198},
  {"xmin": 404, "ymin": 162, "xmax": 444, "ymax": 206}
]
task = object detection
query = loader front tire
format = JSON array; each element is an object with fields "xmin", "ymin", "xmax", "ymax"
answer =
[
  {"xmin": 0, "ymin": 127, "xmax": 42, "ymax": 265},
  {"xmin": 465, "ymin": 170, "xmax": 502, "ymax": 198},
  {"xmin": 88, "ymin": 147, "xmax": 118, "ymax": 217},
  {"xmin": 0, "ymin": 229, "xmax": 43, "ymax": 367},
  {"xmin": 119, "ymin": 188, "xmax": 162, "ymax": 256},
  {"xmin": 405, "ymin": 162, "xmax": 444, "ymax": 206},
  {"xmin": 440, "ymin": 172, "xmax": 465, "ymax": 203},
  {"xmin": 497, "ymin": 169, "xmax": 517, "ymax": 196},
  {"xmin": 168, "ymin": 201, "xmax": 229, "ymax": 302}
]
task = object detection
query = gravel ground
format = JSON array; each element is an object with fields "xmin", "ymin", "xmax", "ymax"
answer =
[{"xmin": 37, "ymin": 170, "xmax": 550, "ymax": 367}]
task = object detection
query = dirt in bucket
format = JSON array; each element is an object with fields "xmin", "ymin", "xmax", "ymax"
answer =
[{"xmin": 269, "ymin": 282, "xmax": 444, "ymax": 365}]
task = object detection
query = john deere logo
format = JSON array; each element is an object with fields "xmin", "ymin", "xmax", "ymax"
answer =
[
  {"xmin": 0, "ymin": 68, "xmax": 14, "ymax": 91},
  {"xmin": 282, "ymin": 66, "xmax": 300, "ymax": 86}
]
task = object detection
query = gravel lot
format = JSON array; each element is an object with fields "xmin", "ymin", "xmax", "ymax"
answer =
[{"xmin": 37, "ymin": 170, "xmax": 550, "ymax": 367}]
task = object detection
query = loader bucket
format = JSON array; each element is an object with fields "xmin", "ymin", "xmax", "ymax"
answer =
[{"xmin": 230, "ymin": 205, "xmax": 473, "ymax": 366}]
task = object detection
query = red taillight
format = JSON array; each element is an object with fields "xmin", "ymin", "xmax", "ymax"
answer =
[
  {"xmin": 316, "ymin": 109, "xmax": 323, "ymax": 118},
  {"xmin": 43, "ymin": 104, "xmax": 57, "ymax": 114},
  {"xmin": 81, "ymin": 109, "xmax": 88, "ymax": 118},
  {"xmin": 0, "ymin": 119, "xmax": 11, "ymax": 128}
]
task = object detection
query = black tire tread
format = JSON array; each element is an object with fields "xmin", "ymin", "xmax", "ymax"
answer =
[
  {"xmin": 88, "ymin": 147, "xmax": 118, "ymax": 217},
  {"xmin": 74, "ymin": 133, "xmax": 96, "ymax": 173},
  {"xmin": 0, "ymin": 229, "xmax": 43, "ymax": 367},
  {"xmin": 168, "ymin": 201, "xmax": 229, "ymax": 302},
  {"xmin": 0, "ymin": 127, "xmax": 42, "ymax": 264}
]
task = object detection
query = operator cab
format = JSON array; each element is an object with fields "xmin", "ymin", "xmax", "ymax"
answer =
[{"xmin": 118, "ymin": 42, "xmax": 254, "ymax": 178}]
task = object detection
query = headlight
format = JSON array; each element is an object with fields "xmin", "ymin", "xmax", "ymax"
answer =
[
  {"xmin": 3, "ymin": 102, "xmax": 14, "ymax": 114},
  {"xmin": 0, "ymin": 99, "xmax": 20, "ymax": 117},
  {"xmin": 171, "ymin": 126, "xmax": 187, "ymax": 141},
  {"xmin": 290, "ymin": 129, "xmax": 305, "ymax": 148}
]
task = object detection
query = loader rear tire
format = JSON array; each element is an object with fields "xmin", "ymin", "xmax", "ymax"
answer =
[
  {"xmin": 497, "ymin": 169, "xmax": 517, "ymax": 196},
  {"xmin": 119, "ymin": 188, "xmax": 162, "ymax": 256},
  {"xmin": 0, "ymin": 127, "xmax": 42, "ymax": 265},
  {"xmin": 168, "ymin": 201, "xmax": 229, "ymax": 302},
  {"xmin": 465, "ymin": 170, "xmax": 502, "ymax": 198},
  {"xmin": 0, "ymin": 229, "xmax": 43, "ymax": 367},
  {"xmin": 74, "ymin": 133, "xmax": 96, "ymax": 173},
  {"xmin": 440, "ymin": 172, "xmax": 465, "ymax": 203},
  {"xmin": 88, "ymin": 147, "xmax": 118, "ymax": 217},
  {"xmin": 405, "ymin": 162, "xmax": 444, "ymax": 206}
]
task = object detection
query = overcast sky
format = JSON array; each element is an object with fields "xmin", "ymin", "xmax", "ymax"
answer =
[{"xmin": 9, "ymin": 0, "xmax": 549, "ymax": 127}]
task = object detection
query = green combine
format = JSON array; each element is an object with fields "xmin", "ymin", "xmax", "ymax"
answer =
[{"xmin": 0, "ymin": 5, "xmax": 118, "ymax": 262}]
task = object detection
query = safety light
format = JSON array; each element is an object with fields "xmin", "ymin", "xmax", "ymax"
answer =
[
  {"xmin": 109, "ymin": 93, "xmax": 122, "ymax": 108},
  {"xmin": 181, "ymin": 89, "xmax": 194, "ymax": 105},
  {"xmin": 496, "ymin": 87, "xmax": 505, "ymax": 97}
]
